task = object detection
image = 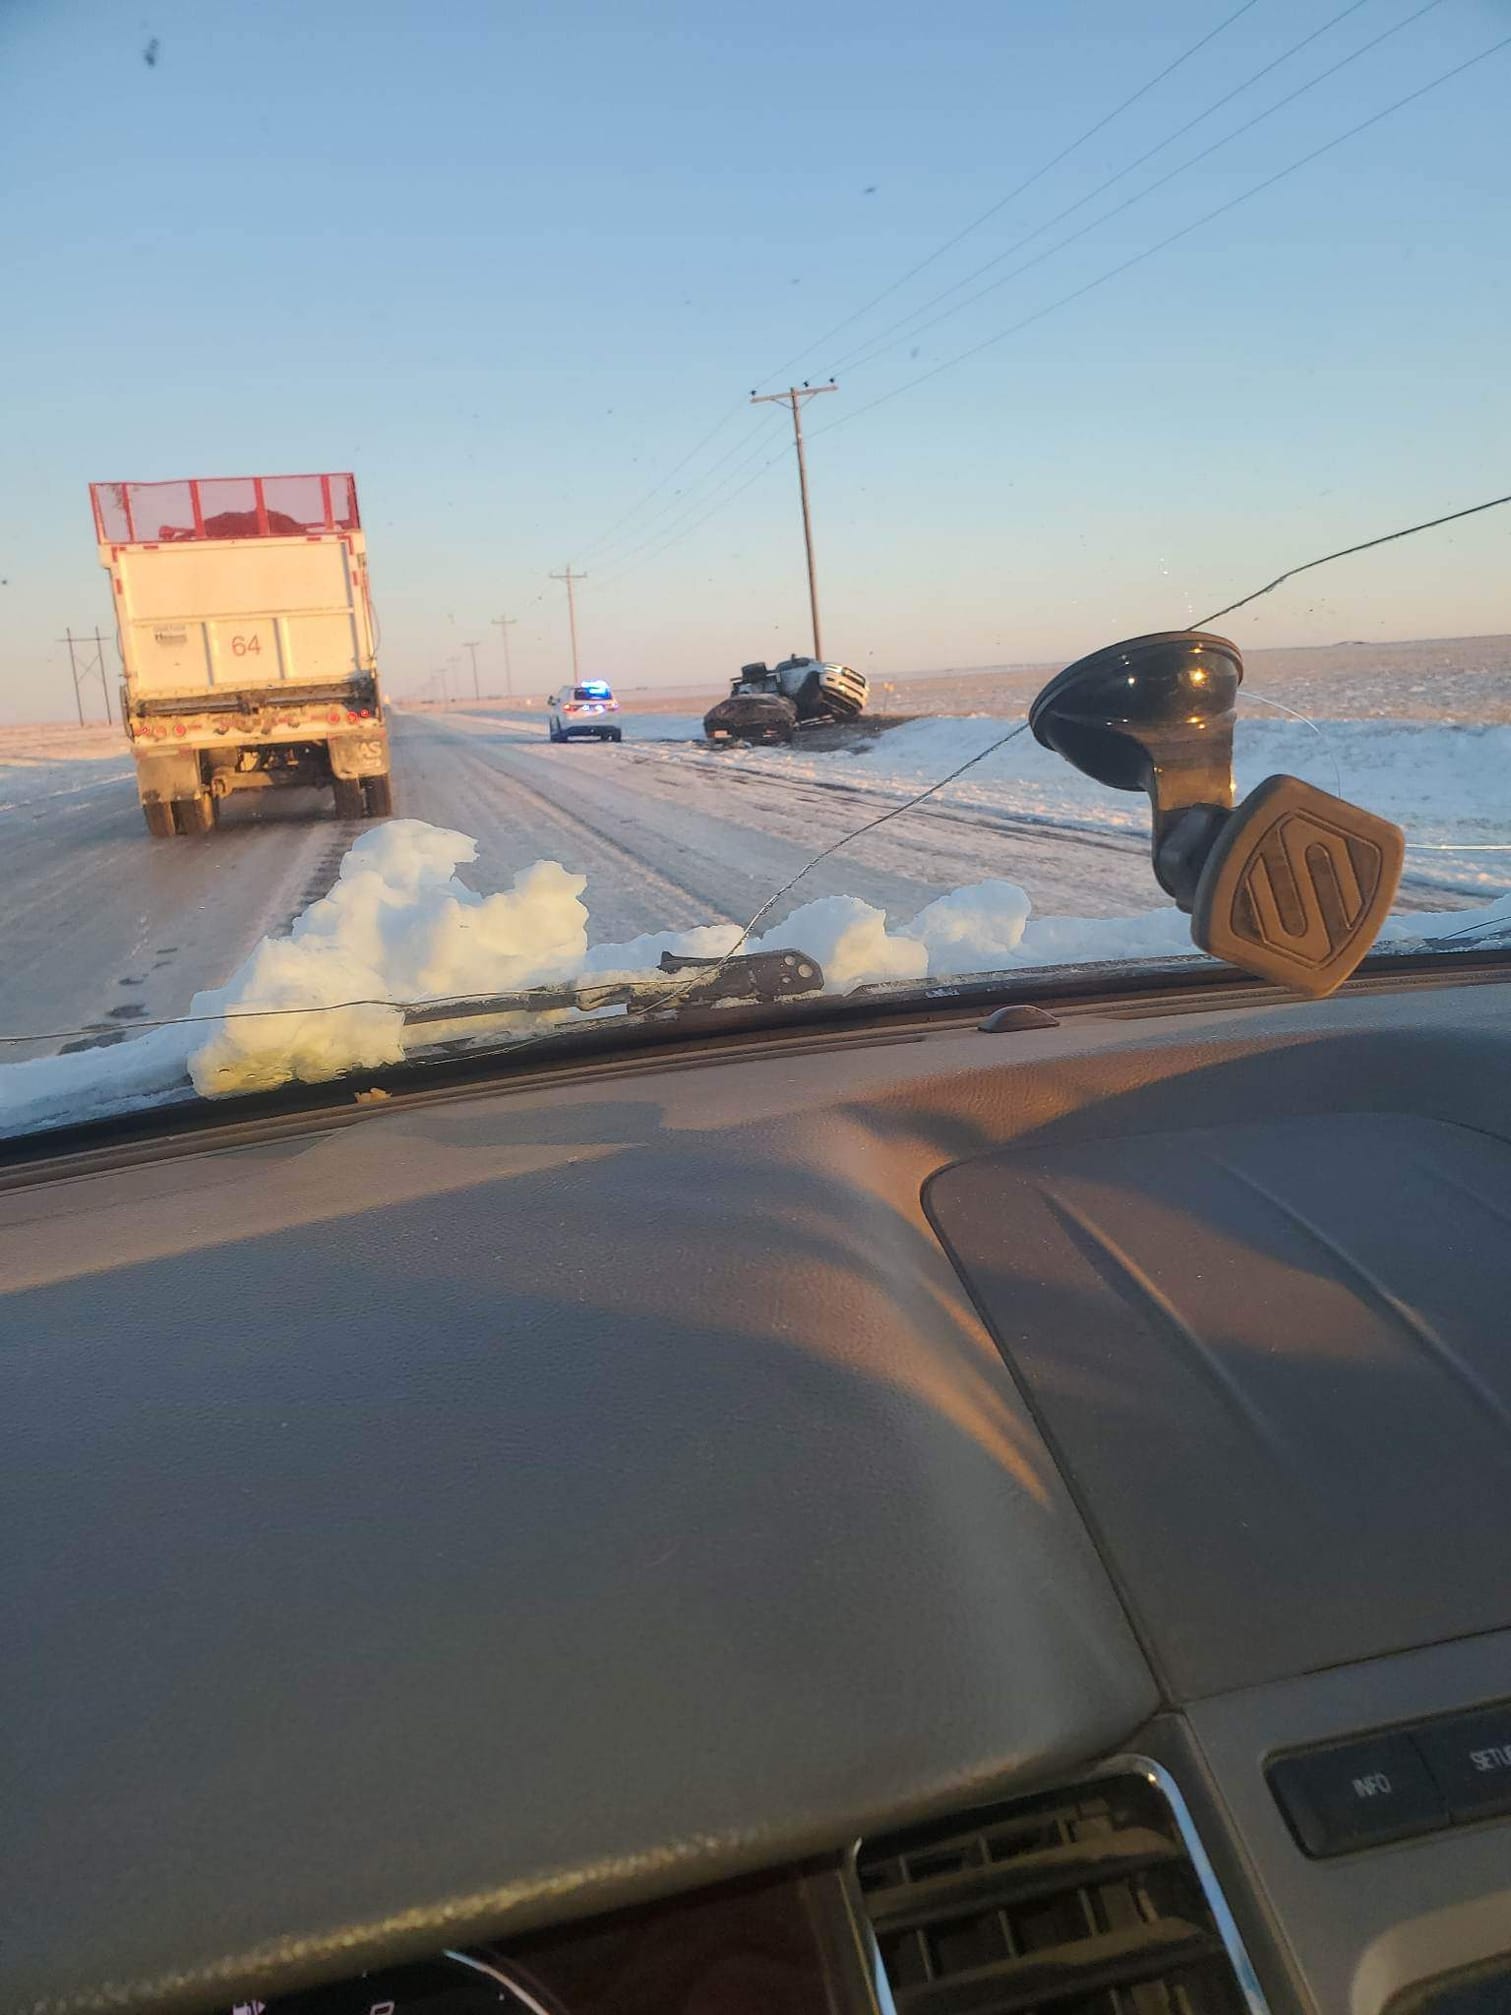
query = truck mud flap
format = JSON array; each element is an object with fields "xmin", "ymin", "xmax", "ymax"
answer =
[
  {"xmin": 135, "ymin": 750, "xmax": 203, "ymax": 802},
  {"xmin": 329, "ymin": 731, "xmax": 391, "ymax": 779}
]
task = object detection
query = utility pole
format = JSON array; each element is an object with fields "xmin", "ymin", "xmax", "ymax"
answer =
[
  {"xmin": 749, "ymin": 379, "xmax": 836, "ymax": 662},
  {"xmin": 461, "ymin": 639, "xmax": 483, "ymax": 701},
  {"xmin": 490, "ymin": 614, "xmax": 517, "ymax": 697},
  {"xmin": 60, "ymin": 629, "xmax": 85, "ymax": 726},
  {"xmin": 549, "ymin": 566, "xmax": 586, "ymax": 683},
  {"xmin": 93, "ymin": 627, "xmax": 114, "ymax": 724},
  {"xmin": 59, "ymin": 627, "xmax": 115, "ymax": 725}
]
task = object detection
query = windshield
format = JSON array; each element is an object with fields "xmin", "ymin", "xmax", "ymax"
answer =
[{"xmin": 2, "ymin": 2, "xmax": 1509, "ymax": 1139}]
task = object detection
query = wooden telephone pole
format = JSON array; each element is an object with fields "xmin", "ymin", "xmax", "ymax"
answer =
[
  {"xmin": 549, "ymin": 567, "xmax": 586, "ymax": 682},
  {"xmin": 59, "ymin": 627, "xmax": 115, "ymax": 726},
  {"xmin": 461, "ymin": 639, "xmax": 483, "ymax": 700},
  {"xmin": 490, "ymin": 614, "xmax": 517, "ymax": 697},
  {"xmin": 749, "ymin": 380, "xmax": 836, "ymax": 662}
]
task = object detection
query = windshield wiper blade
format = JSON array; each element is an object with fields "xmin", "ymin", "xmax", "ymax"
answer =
[
  {"xmin": 1383, "ymin": 914, "xmax": 1511, "ymax": 953},
  {"xmin": 401, "ymin": 947, "xmax": 824, "ymax": 1031}
]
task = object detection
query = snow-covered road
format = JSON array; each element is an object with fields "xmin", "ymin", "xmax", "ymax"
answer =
[
  {"xmin": 0, "ymin": 711, "xmax": 1151, "ymax": 1060},
  {"xmin": 0, "ymin": 705, "xmax": 1495, "ymax": 1067}
]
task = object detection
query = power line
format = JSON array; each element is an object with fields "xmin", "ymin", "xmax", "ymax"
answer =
[
  {"xmin": 807, "ymin": 30, "xmax": 1511, "ymax": 445},
  {"xmin": 585, "ymin": 19, "xmax": 1505, "ymax": 603},
  {"xmin": 829, "ymin": 0, "xmax": 1382, "ymax": 377},
  {"xmin": 1196, "ymin": 489, "xmax": 1511, "ymax": 625},
  {"xmin": 578, "ymin": 411, "xmax": 778, "ymax": 568},
  {"xmin": 591, "ymin": 440, "xmax": 795, "ymax": 593},
  {"xmin": 585, "ymin": 2, "xmax": 1272, "ymax": 580},
  {"xmin": 575, "ymin": 402, "xmax": 749, "ymax": 561},
  {"xmin": 589, "ymin": 411, "xmax": 790, "ymax": 583},
  {"xmin": 751, "ymin": 0, "xmax": 1267, "ymax": 393}
]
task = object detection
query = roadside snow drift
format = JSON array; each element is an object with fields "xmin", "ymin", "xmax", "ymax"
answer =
[
  {"xmin": 188, "ymin": 824, "xmax": 592, "ymax": 1096},
  {"xmin": 608, "ymin": 713, "xmax": 1511, "ymax": 892},
  {"xmin": 2, "ymin": 815, "xmax": 1509, "ymax": 1138},
  {"xmin": 187, "ymin": 823, "xmax": 1210, "ymax": 1091}
]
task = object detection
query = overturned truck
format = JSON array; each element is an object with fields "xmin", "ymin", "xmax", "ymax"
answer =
[{"xmin": 704, "ymin": 655, "xmax": 868, "ymax": 745}]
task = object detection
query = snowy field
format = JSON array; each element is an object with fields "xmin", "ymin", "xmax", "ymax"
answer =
[
  {"xmin": 0, "ymin": 722, "xmax": 132, "ymax": 815},
  {"xmin": 466, "ymin": 706, "xmax": 1511, "ymax": 897},
  {"xmin": 457, "ymin": 633, "xmax": 1511, "ymax": 727}
]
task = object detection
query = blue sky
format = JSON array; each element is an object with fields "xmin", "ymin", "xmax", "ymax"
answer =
[{"xmin": 2, "ymin": 0, "xmax": 1508, "ymax": 717}]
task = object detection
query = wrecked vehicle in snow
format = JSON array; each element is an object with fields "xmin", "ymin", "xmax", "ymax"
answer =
[
  {"xmin": 704, "ymin": 664, "xmax": 799, "ymax": 745},
  {"xmin": 704, "ymin": 656, "xmax": 869, "ymax": 745},
  {"xmin": 772, "ymin": 655, "xmax": 869, "ymax": 722}
]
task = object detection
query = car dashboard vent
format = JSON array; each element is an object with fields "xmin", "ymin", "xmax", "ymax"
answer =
[{"xmin": 855, "ymin": 1766, "xmax": 1260, "ymax": 2015}]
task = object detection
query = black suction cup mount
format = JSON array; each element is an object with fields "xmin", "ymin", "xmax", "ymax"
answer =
[
  {"xmin": 1029, "ymin": 630, "xmax": 1405, "ymax": 997},
  {"xmin": 1030, "ymin": 630, "xmax": 1243, "ymax": 910}
]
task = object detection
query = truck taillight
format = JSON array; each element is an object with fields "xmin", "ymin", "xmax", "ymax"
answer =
[
  {"xmin": 327, "ymin": 708, "xmax": 341, "ymax": 724},
  {"xmin": 173, "ymin": 723, "xmax": 187, "ymax": 736}
]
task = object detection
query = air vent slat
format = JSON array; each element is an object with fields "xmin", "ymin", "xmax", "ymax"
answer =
[
  {"xmin": 866, "ymin": 1825, "xmax": 1182, "ymax": 1934},
  {"xmin": 890, "ymin": 1915, "xmax": 1218, "ymax": 2015},
  {"xmin": 856, "ymin": 1768, "xmax": 1258, "ymax": 2015}
]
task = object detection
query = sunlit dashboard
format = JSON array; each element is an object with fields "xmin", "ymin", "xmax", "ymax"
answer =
[
  {"xmin": 9, "ymin": 960, "xmax": 1511, "ymax": 2015},
  {"xmin": 220, "ymin": 1765, "xmax": 1261, "ymax": 2015}
]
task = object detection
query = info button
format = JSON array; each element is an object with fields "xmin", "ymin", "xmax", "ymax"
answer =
[
  {"xmin": 1416, "ymin": 1703, "xmax": 1511, "ymax": 1823},
  {"xmin": 1268, "ymin": 1734, "xmax": 1446, "ymax": 1857}
]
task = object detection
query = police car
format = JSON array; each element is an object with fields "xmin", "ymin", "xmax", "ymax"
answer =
[{"xmin": 547, "ymin": 682, "xmax": 622, "ymax": 742}]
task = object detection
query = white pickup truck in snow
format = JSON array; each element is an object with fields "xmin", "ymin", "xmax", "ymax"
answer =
[{"xmin": 92, "ymin": 471, "xmax": 392, "ymax": 836}]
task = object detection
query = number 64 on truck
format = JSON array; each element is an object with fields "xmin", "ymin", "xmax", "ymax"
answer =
[{"xmin": 91, "ymin": 471, "xmax": 392, "ymax": 836}]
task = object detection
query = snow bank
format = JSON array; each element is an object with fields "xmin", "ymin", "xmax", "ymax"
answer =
[
  {"xmin": 0, "ymin": 1024, "xmax": 200, "ymax": 1138},
  {"xmin": 756, "ymin": 894, "xmax": 928, "ymax": 989},
  {"xmin": 626, "ymin": 713, "xmax": 1511, "ymax": 891},
  {"xmin": 187, "ymin": 821, "xmax": 592, "ymax": 1096},
  {"xmin": 910, "ymin": 880, "xmax": 1033, "ymax": 970},
  {"xmin": 580, "ymin": 921, "xmax": 742, "ymax": 982},
  {"xmin": 6, "ymin": 811, "xmax": 1511, "ymax": 1140}
]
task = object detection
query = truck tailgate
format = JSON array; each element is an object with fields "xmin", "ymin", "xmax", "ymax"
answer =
[{"xmin": 111, "ymin": 537, "xmax": 369, "ymax": 698}]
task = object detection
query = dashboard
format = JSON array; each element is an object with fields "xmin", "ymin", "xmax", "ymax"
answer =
[
  {"xmin": 226, "ymin": 1868, "xmax": 854, "ymax": 2015},
  {"xmin": 6, "ymin": 959, "xmax": 1511, "ymax": 2015}
]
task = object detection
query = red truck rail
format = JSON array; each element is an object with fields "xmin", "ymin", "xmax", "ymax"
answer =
[{"xmin": 91, "ymin": 472, "xmax": 360, "ymax": 545}]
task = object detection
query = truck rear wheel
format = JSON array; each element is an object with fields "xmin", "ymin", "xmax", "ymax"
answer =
[
  {"xmin": 362, "ymin": 773, "xmax": 393, "ymax": 818},
  {"xmin": 333, "ymin": 777, "xmax": 365, "ymax": 820},
  {"xmin": 142, "ymin": 800, "xmax": 176, "ymax": 838},
  {"xmin": 173, "ymin": 793, "xmax": 217, "ymax": 836}
]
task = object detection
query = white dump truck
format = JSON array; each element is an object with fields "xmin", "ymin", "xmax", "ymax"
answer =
[{"xmin": 91, "ymin": 471, "xmax": 392, "ymax": 835}]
